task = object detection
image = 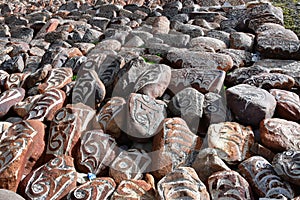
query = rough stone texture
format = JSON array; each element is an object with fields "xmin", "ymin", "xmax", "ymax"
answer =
[
  {"xmin": 226, "ymin": 84, "xmax": 276, "ymax": 127},
  {"xmin": 230, "ymin": 32, "xmax": 255, "ymax": 51},
  {"xmin": 0, "ymin": 189, "xmax": 25, "ymax": 200},
  {"xmin": 260, "ymin": 118, "xmax": 300, "ymax": 151},
  {"xmin": 189, "ymin": 36, "xmax": 227, "ymax": 52},
  {"xmin": 0, "ymin": 87, "xmax": 25, "ymax": 118},
  {"xmin": 152, "ymin": 16, "xmax": 170, "ymax": 34}
]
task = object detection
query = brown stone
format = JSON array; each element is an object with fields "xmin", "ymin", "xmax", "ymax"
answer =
[
  {"xmin": 249, "ymin": 142, "xmax": 275, "ymax": 163},
  {"xmin": 13, "ymin": 94, "xmax": 42, "ymax": 118},
  {"xmin": 75, "ymin": 129, "xmax": 117, "ymax": 176},
  {"xmin": 36, "ymin": 18, "xmax": 60, "ymax": 39},
  {"xmin": 67, "ymin": 47, "xmax": 83, "ymax": 58},
  {"xmin": 260, "ymin": 118, "xmax": 300, "ymax": 151},
  {"xmin": 152, "ymin": 16, "xmax": 170, "ymax": 34},
  {"xmin": 111, "ymin": 179, "xmax": 156, "ymax": 200},
  {"xmin": 192, "ymin": 148, "xmax": 230, "ymax": 183},
  {"xmin": 96, "ymin": 97, "xmax": 126, "ymax": 138},
  {"xmin": 109, "ymin": 149, "xmax": 151, "ymax": 184},
  {"xmin": 0, "ymin": 87, "xmax": 25, "ymax": 118},
  {"xmin": 26, "ymin": 89, "xmax": 66, "ymax": 121},
  {"xmin": 152, "ymin": 117, "xmax": 202, "ymax": 179},
  {"xmin": 270, "ymin": 89, "xmax": 300, "ymax": 121},
  {"xmin": 238, "ymin": 156, "xmax": 294, "ymax": 199},
  {"xmin": 4, "ymin": 73, "xmax": 28, "ymax": 90},
  {"xmin": 38, "ymin": 67, "xmax": 73, "ymax": 93},
  {"xmin": 207, "ymin": 122, "xmax": 255, "ymax": 164},
  {"xmin": 157, "ymin": 167, "xmax": 210, "ymax": 200},
  {"xmin": 19, "ymin": 155, "xmax": 77, "ymax": 200},
  {"xmin": 243, "ymin": 73, "xmax": 295, "ymax": 90},
  {"xmin": 208, "ymin": 170, "xmax": 254, "ymax": 200},
  {"xmin": 67, "ymin": 177, "xmax": 116, "ymax": 200},
  {"xmin": 226, "ymin": 84, "xmax": 276, "ymax": 127}
]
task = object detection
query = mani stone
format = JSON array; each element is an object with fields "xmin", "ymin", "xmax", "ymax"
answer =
[
  {"xmin": 168, "ymin": 68, "xmax": 226, "ymax": 95},
  {"xmin": 270, "ymin": 89, "xmax": 300, "ymax": 121},
  {"xmin": 111, "ymin": 179, "xmax": 156, "ymax": 200},
  {"xmin": 0, "ymin": 87, "xmax": 25, "ymax": 118},
  {"xmin": 226, "ymin": 84, "xmax": 276, "ymax": 127},
  {"xmin": 152, "ymin": 117, "xmax": 202, "ymax": 179},
  {"xmin": 109, "ymin": 149, "xmax": 151, "ymax": 184},
  {"xmin": 97, "ymin": 97, "xmax": 126, "ymax": 138},
  {"xmin": 75, "ymin": 130, "xmax": 117, "ymax": 176},
  {"xmin": 192, "ymin": 148, "xmax": 230, "ymax": 183},
  {"xmin": 239, "ymin": 156, "xmax": 294, "ymax": 199},
  {"xmin": 13, "ymin": 94, "xmax": 42, "ymax": 118},
  {"xmin": 272, "ymin": 150, "xmax": 300, "ymax": 186},
  {"xmin": 38, "ymin": 67, "xmax": 73, "ymax": 93},
  {"xmin": 260, "ymin": 118, "xmax": 300, "ymax": 151},
  {"xmin": 207, "ymin": 122, "xmax": 255, "ymax": 164},
  {"xmin": 0, "ymin": 120, "xmax": 45, "ymax": 192},
  {"xmin": 208, "ymin": 170, "xmax": 254, "ymax": 200},
  {"xmin": 157, "ymin": 167, "xmax": 210, "ymax": 200},
  {"xmin": 133, "ymin": 64, "xmax": 171, "ymax": 98},
  {"xmin": 126, "ymin": 93, "xmax": 166, "ymax": 141},
  {"xmin": 66, "ymin": 177, "xmax": 116, "ymax": 200},
  {"xmin": 19, "ymin": 155, "xmax": 77, "ymax": 200},
  {"xmin": 166, "ymin": 49, "xmax": 233, "ymax": 72},
  {"xmin": 4, "ymin": 73, "xmax": 28, "ymax": 90},
  {"xmin": 26, "ymin": 88, "xmax": 66, "ymax": 121},
  {"xmin": 188, "ymin": 36, "xmax": 227, "ymax": 52},
  {"xmin": 242, "ymin": 73, "xmax": 295, "ymax": 90}
]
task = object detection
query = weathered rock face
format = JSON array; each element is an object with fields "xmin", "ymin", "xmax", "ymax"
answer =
[{"xmin": 0, "ymin": 87, "xmax": 25, "ymax": 118}]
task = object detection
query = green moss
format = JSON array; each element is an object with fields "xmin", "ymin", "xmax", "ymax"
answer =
[
  {"xmin": 72, "ymin": 75, "xmax": 77, "ymax": 81},
  {"xmin": 142, "ymin": 57, "xmax": 156, "ymax": 64}
]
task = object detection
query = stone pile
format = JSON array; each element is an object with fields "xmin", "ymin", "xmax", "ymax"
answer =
[{"xmin": 0, "ymin": 0, "xmax": 300, "ymax": 199}]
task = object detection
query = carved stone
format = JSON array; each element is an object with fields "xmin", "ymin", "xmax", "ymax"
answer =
[
  {"xmin": 226, "ymin": 84, "xmax": 276, "ymax": 127},
  {"xmin": 207, "ymin": 122, "xmax": 255, "ymax": 164},
  {"xmin": 0, "ymin": 88, "xmax": 25, "ymax": 118},
  {"xmin": 75, "ymin": 130, "xmax": 117, "ymax": 176},
  {"xmin": 13, "ymin": 94, "xmax": 42, "ymax": 118},
  {"xmin": 157, "ymin": 167, "xmax": 210, "ymax": 200},
  {"xmin": 169, "ymin": 68, "xmax": 226, "ymax": 95},
  {"xmin": 152, "ymin": 117, "xmax": 202, "ymax": 179},
  {"xmin": 4, "ymin": 73, "xmax": 28, "ymax": 90},
  {"xmin": 260, "ymin": 118, "xmax": 300, "ymax": 151},
  {"xmin": 270, "ymin": 89, "xmax": 300, "ymax": 121},
  {"xmin": 239, "ymin": 156, "xmax": 294, "ymax": 199},
  {"xmin": 38, "ymin": 67, "xmax": 73, "ymax": 93},
  {"xmin": 67, "ymin": 177, "xmax": 116, "ymax": 200},
  {"xmin": 19, "ymin": 155, "xmax": 77, "ymax": 200},
  {"xmin": 109, "ymin": 149, "xmax": 151, "ymax": 184},
  {"xmin": 208, "ymin": 170, "xmax": 254, "ymax": 200},
  {"xmin": 26, "ymin": 89, "xmax": 66, "ymax": 121}
]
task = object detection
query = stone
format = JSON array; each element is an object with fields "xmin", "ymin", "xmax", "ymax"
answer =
[
  {"xmin": 0, "ymin": 70, "xmax": 9, "ymax": 88},
  {"xmin": 72, "ymin": 69, "xmax": 106, "ymax": 109},
  {"xmin": 0, "ymin": 88, "xmax": 25, "ymax": 118},
  {"xmin": 23, "ymin": 65, "xmax": 52, "ymax": 89},
  {"xmin": 260, "ymin": 118, "xmax": 300, "ymax": 151},
  {"xmin": 168, "ymin": 68, "xmax": 226, "ymax": 95},
  {"xmin": 38, "ymin": 67, "xmax": 73, "ymax": 93},
  {"xmin": 19, "ymin": 155, "xmax": 77, "ymax": 200},
  {"xmin": 63, "ymin": 56, "xmax": 87, "ymax": 74},
  {"xmin": 0, "ymin": 189, "xmax": 24, "ymax": 200},
  {"xmin": 26, "ymin": 89, "xmax": 66, "ymax": 121},
  {"xmin": 10, "ymin": 27, "xmax": 34, "ymax": 43},
  {"xmin": 207, "ymin": 122, "xmax": 255, "ymax": 164},
  {"xmin": 40, "ymin": 47, "xmax": 69, "ymax": 68},
  {"xmin": 66, "ymin": 177, "xmax": 116, "ymax": 200},
  {"xmin": 126, "ymin": 93, "xmax": 166, "ymax": 140},
  {"xmin": 270, "ymin": 89, "xmax": 300, "ymax": 121},
  {"xmin": 188, "ymin": 36, "xmax": 227, "ymax": 52},
  {"xmin": 109, "ymin": 149, "xmax": 151, "ymax": 184},
  {"xmin": 111, "ymin": 179, "xmax": 156, "ymax": 200},
  {"xmin": 67, "ymin": 47, "xmax": 83, "ymax": 58},
  {"xmin": 0, "ymin": 122, "xmax": 12, "ymax": 138},
  {"xmin": 133, "ymin": 64, "xmax": 171, "ymax": 98},
  {"xmin": 97, "ymin": 97, "xmax": 126, "ymax": 138},
  {"xmin": 272, "ymin": 150, "xmax": 300, "ymax": 186},
  {"xmin": 88, "ymin": 17, "xmax": 110, "ymax": 31},
  {"xmin": 206, "ymin": 30, "xmax": 230, "ymax": 47},
  {"xmin": 152, "ymin": 16, "xmax": 170, "ymax": 34},
  {"xmin": 220, "ymin": 49, "xmax": 253, "ymax": 68},
  {"xmin": 250, "ymin": 143, "xmax": 275, "ymax": 163},
  {"xmin": 243, "ymin": 73, "xmax": 295, "ymax": 90},
  {"xmin": 238, "ymin": 156, "xmax": 294, "ymax": 199},
  {"xmin": 226, "ymin": 84, "xmax": 276, "ymax": 127},
  {"xmin": 192, "ymin": 148, "xmax": 230, "ymax": 183},
  {"xmin": 45, "ymin": 31, "xmax": 69, "ymax": 43},
  {"xmin": 13, "ymin": 94, "xmax": 42, "ymax": 118},
  {"xmin": 208, "ymin": 170, "xmax": 254, "ymax": 200},
  {"xmin": 74, "ymin": 43, "xmax": 95, "ymax": 55},
  {"xmin": 4, "ymin": 73, "xmax": 28, "ymax": 90},
  {"xmin": 230, "ymin": 32, "xmax": 255, "ymax": 51},
  {"xmin": 75, "ymin": 129, "xmax": 117, "ymax": 176},
  {"xmin": 0, "ymin": 120, "xmax": 45, "ymax": 192},
  {"xmin": 82, "ymin": 28, "xmax": 102, "ymax": 44},
  {"xmin": 171, "ymin": 22, "xmax": 204, "ymax": 38},
  {"xmin": 35, "ymin": 18, "xmax": 59, "ymax": 39},
  {"xmin": 152, "ymin": 118, "xmax": 202, "ymax": 179},
  {"xmin": 0, "ymin": 55, "xmax": 25, "ymax": 73},
  {"xmin": 166, "ymin": 49, "xmax": 233, "ymax": 72},
  {"xmin": 154, "ymin": 33, "xmax": 190, "ymax": 48},
  {"xmin": 123, "ymin": 35, "xmax": 145, "ymax": 47},
  {"xmin": 145, "ymin": 43, "xmax": 171, "ymax": 58},
  {"xmin": 157, "ymin": 167, "xmax": 210, "ymax": 200},
  {"xmin": 91, "ymin": 39, "xmax": 122, "ymax": 52},
  {"xmin": 168, "ymin": 87, "xmax": 204, "ymax": 133}
]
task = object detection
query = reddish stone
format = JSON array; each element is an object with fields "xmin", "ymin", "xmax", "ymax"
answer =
[
  {"xmin": 0, "ymin": 88, "xmax": 25, "ymax": 118},
  {"xmin": 67, "ymin": 47, "xmax": 83, "ymax": 58},
  {"xmin": 4, "ymin": 73, "xmax": 29, "ymax": 90},
  {"xmin": 249, "ymin": 142, "xmax": 275, "ymax": 163},
  {"xmin": 13, "ymin": 95, "xmax": 42, "ymax": 118},
  {"xmin": 36, "ymin": 19, "xmax": 60, "ymax": 39}
]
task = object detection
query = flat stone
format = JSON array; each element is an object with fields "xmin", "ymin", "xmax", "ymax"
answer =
[
  {"xmin": 206, "ymin": 30, "xmax": 230, "ymax": 47},
  {"xmin": 238, "ymin": 156, "xmax": 294, "ymax": 199},
  {"xmin": 152, "ymin": 16, "xmax": 170, "ymax": 34},
  {"xmin": 13, "ymin": 94, "xmax": 42, "ymax": 118},
  {"xmin": 250, "ymin": 142, "xmax": 275, "ymax": 163},
  {"xmin": 230, "ymin": 32, "xmax": 255, "ymax": 51},
  {"xmin": 0, "ymin": 55, "xmax": 25, "ymax": 73},
  {"xmin": 10, "ymin": 27, "xmax": 34, "ymax": 43},
  {"xmin": 4, "ymin": 73, "xmax": 28, "ymax": 90},
  {"xmin": 0, "ymin": 87, "xmax": 25, "ymax": 118},
  {"xmin": 152, "ymin": 117, "xmax": 202, "ymax": 179},
  {"xmin": 154, "ymin": 33, "xmax": 190, "ymax": 48},
  {"xmin": 40, "ymin": 47, "xmax": 69, "ymax": 68},
  {"xmin": 220, "ymin": 49, "xmax": 253, "ymax": 68},
  {"xmin": 171, "ymin": 21, "xmax": 204, "ymax": 38},
  {"xmin": 88, "ymin": 17, "xmax": 110, "ymax": 31},
  {"xmin": 91, "ymin": 39, "xmax": 122, "ymax": 52},
  {"xmin": 207, "ymin": 122, "xmax": 255, "ymax": 164},
  {"xmin": 157, "ymin": 167, "xmax": 210, "ymax": 200},
  {"xmin": 226, "ymin": 84, "xmax": 276, "ymax": 127},
  {"xmin": 188, "ymin": 36, "xmax": 227, "ymax": 52},
  {"xmin": 208, "ymin": 170, "xmax": 254, "ymax": 200},
  {"xmin": 260, "ymin": 118, "xmax": 300, "ymax": 151},
  {"xmin": 35, "ymin": 18, "xmax": 60, "ymax": 39},
  {"xmin": 270, "ymin": 89, "xmax": 300, "ymax": 121}
]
